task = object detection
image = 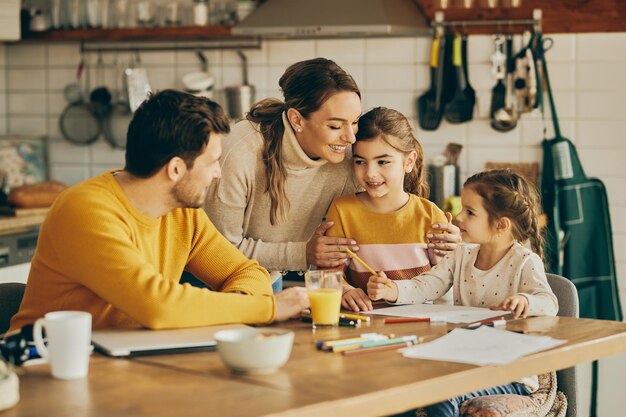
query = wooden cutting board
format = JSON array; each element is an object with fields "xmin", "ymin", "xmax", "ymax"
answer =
[{"xmin": 0, "ymin": 208, "xmax": 48, "ymax": 234}]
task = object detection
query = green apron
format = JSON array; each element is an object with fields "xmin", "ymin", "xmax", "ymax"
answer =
[{"xmin": 538, "ymin": 35, "xmax": 623, "ymax": 417}]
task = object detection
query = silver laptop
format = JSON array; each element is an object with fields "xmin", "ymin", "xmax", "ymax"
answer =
[{"xmin": 92, "ymin": 324, "xmax": 250, "ymax": 357}]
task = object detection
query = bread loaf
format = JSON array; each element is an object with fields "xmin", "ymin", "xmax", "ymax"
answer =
[{"xmin": 7, "ymin": 181, "xmax": 68, "ymax": 208}]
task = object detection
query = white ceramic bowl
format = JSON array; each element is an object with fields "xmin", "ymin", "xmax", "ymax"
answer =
[
  {"xmin": 181, "ymin": 71, "xmax": 215, "ymax": 92},
  {"xmin": 214, "ymin": 328, "xmax": 294, "ymax": 374}
]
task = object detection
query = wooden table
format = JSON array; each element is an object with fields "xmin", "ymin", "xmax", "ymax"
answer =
[{"xmin": 5, "ymin": 316, "xmax": 626, "ymax": 417}]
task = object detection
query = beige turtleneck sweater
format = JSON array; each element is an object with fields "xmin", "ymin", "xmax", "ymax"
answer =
[{"xmin": 205, "ymin": 113, "xmax": 358, "ymax": 272}]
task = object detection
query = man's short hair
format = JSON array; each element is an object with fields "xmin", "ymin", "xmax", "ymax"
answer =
[{"xmin": 125, "ymin": 89, "xmax": 231, "ymax": 178}]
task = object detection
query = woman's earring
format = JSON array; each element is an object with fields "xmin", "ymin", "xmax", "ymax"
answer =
[{"xmin": 296, "ymin": 128, "xmax": 302, "ymax": 132}]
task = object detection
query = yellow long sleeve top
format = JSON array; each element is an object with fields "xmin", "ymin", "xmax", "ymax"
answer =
[
  {"xmin": 325, "ymin": 194, "xmax": 447, "ymax": 291},
  {"xmin": 9, "ymin": 172, "xmax": 275, "ymax": 332}
]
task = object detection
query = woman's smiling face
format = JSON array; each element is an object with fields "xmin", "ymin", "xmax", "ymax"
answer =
[{"xmin": 293, "ymin": 91, "xmax": 362, "ymax": 164}]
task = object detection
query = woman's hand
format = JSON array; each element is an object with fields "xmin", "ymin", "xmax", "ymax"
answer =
[
  {"xmin": 273, "ymin": 287, "xmax": 310, "ymax": 322},
  {"xmin": 306, "ymin": 221, "xmax": 360, "ymax": 268},
  {"xmin": 342, "ymin": 287, "xmax": 373, "ymax": 312},
  {"xmin": 367, "ymin": 272, "xmax": 398, "ymax": 303},
  {"xmin": 491, "ymin": 295, "xmax": 529, "ymax": 319},
  {"xmin": 427, "ymin": 212, "xmax": 462, "ymax": 256}
]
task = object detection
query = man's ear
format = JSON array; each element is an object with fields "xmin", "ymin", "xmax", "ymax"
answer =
[
  {"xmin": 165, "ymin": 157, "xmax": 186, "ymax": 182},
  {"xmin": 287, "ymin": 108, "xmax": 304, "ymax": 132}
]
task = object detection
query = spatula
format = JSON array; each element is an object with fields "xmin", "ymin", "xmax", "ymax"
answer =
[
  {"xmin": 461, "ymin": 34, "xmax": 476, "ymax": 109},
  {"xmin": 444, "ymin": 34, "xmax": 473, "ymax": 124},
  {"xmin": 417, "ymin": 35, "xmax": 445, "ymax": 131}
]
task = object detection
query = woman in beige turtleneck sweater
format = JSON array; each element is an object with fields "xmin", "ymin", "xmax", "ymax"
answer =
[{"xmin": 205, "ymin": 58, "xmax": 460, "ymax": 291}]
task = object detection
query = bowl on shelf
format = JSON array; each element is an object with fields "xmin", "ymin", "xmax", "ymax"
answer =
[{"xmin": 214, "ymin": 327, "xmax": 294, "ymax": 375}]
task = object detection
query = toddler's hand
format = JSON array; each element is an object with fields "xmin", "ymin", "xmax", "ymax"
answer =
[
  {"xmin": 367, "ymin": 272, "xmax": 398, "ymax": 302},
  {"xmin": 342, "ymin": 287, "xmax": 373, "ymax": 312},
  {"xmin": 491, "ymin": 294, "xmax": 529, "ymax": 318}
]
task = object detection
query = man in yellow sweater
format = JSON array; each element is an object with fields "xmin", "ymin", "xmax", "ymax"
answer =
[{"xmin": 10, "ymin": 90, "xmax": 309, "ymax": 332}]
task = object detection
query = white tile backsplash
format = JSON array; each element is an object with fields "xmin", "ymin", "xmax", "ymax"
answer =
[
  {"xmin": 6, "ymin": 44, "xmax": 46, "ymax": 67},
  {"xmin": 365, "ymin": 64, "xmax": 415, "ymax": 91},
  {"xmin": 365, "ymin": 37, "xmax": 416, "ymax": 64},
  {"xmin": 8, "ymin": 116, "xmax": 47, "ymax": 135},
  {"xmin": 268, "ymin": 40, "xmax": 315, "ymax": 64},
  {"xmin": 8, "ymin": 92, "xmax": 47, "ymax": 115},
  {"xmin": 7, "ymin": 68, "xmax": 47, "ymax": 91},
  {"xmin": 315, "ymin": 39, "xmax": 366, "ymax": 64},
  {"xmin": 577, "ymin": 33, "xmax": 626, "ymax": 62}
]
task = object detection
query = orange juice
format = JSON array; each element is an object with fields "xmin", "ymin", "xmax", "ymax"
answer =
[{"xmin": 308, "ymin": 288, "xmax": 342, "ymax": 326}]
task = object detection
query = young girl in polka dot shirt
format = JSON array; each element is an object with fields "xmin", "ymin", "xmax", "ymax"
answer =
[{"xmin": 368, "ymin": 169, "xmax": 558, "ymax": 416}]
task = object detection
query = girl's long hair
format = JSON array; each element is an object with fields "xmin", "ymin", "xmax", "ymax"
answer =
[
  {"xmin": 355, "ymin": 107, "xmax": 429, "ymax": 198},
  {"xmin": 464, "ymin": 169, "xmax": 545, "ymax": 258},
  {"xmin": 247, "ymin": 58, "xmax": 360, "ymax": 225}
]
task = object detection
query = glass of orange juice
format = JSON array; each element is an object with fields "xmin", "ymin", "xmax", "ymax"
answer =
[{"xmin": 305, "ymin": 270, "xmax": 343, "ymax": 328}]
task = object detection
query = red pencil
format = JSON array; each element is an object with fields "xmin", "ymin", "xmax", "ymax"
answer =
[{"xmin": 383, "ymin": 317, "xmax": 440, "ymax": 324}]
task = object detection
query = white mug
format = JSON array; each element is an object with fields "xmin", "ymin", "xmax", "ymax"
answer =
[{"xmin": 33, "ymin": 311, "xmax": 92, "ymax": 380}]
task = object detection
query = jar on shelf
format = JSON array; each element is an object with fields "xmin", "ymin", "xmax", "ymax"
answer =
[{"xmin": 193, "ymin": 0, "xmax": 209, "ymax": 26}]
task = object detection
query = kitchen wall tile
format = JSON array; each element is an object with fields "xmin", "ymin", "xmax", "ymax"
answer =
[
  {"xmin": 0, "ymin": 118, "xmax": 6, "ymax": 135},
  {"xmin": 465, "ymin": 35, "xmax": 492, "ymax": 64},
  {"xmin": 603, "ymin": 178, "xmax": 626, "ymax": 206},
  {"xmin": 614, "ymin": 234, "xmax": 625, "ymax": 263},
  {"xmin": 578, "ymin": 149, "xmax": 626, "ymax": 177},
  {"xmin": 610, "ymin": 206, "xmax": 626, "ymax": 233},
  {"xmin": 47, "ymin": 116, "xmax": 61, "ymax": 139},
  {"xmin": 89, "ymin": 140, "xmax": 125, "ymax": 165},
  {"xmin": 361, "ymin": 91, "xmax": 414, "ymax": 119},
  {"xmin": 577, "ymin": 62, "xmax": 626, "ymax": 91},
  {"xmin": 548, "ymin": 63, "xmax": 575, "ymax": 91},
  {"xmin": 0, "ymin": 44, "xmax": 6, "ymax": 67},
  {"xmin": 577, "ymin": 33, "xmax": 626, "ymax": 62},
  {"xmin": 7, "ymin": 69, "xmax": 47, "ymax": 91},
  {"xmin": 50, "ymin": 164, "xmax": 90, "ymax": 185},
  {"xmin": 549, "ymin": 91, "xmax": 576, "ymax": 119},
  {"xmin": 8, "ymin": 116, "xmax": 47, "ymax": 135},
  {"xmin": 175, "ymin": 50, "xmax": 221, "ymax": 67},
  {"xmin": 268, "ymin": 41, "xmax": 315, "ymax": 65},
  {"xmin": 473, "ymin": 90, "xmax": 491, "ymax": 120},
  {"xmin": 48, "ymin": 137, "xmax": 90, "ymax": 164},
  {"xmin": 546, "ymin": 34, "xmax": 576, "ymax": 63},
  {"xmin": 136, "ymin": 51, "xmax": 176, "ymax": 66},
  {"xmin": 415, "ymin": 37, "xmax": 431, "ymax": 64},
  {"xmin": 365, "ymin": 65, "xmax": 415, "ymax": 91},
  {"xmin": 468, "ymin": 63, "xmax": 497, "ymax": 90},
  {"xmin": 520, "ymin": 118, "xmax": 576, "ymax": 145},
  {"xmin": 577, "ymin": 121, "xmax": 626, "ymax": 148},
  {"xmin": 144, "ymin": 66, "xmax": 177, "ymax": 91},
  {"xmin": 7, "ymin": 44, "xmax": 46, "ymax": 67},
  {"xmin": 267, "ymin": 65, "xmax": 287, "ymax": 94},
  {"xmin": 338, "ymin": 63, "xmax": 364, "ymax": 91},
  {"xmin": 577, "ymin": 91, "xmax": 625, "ymax": 120},
  {"xmin": 315, "ymin": 39, "xmax": 366, "ymax": 64},
  {"xmin": 467, "ymin": 146, "xmax": 520, "ymax": 175},
  {"xmin": 47, "ymin": 68, "xmax": 79, "ymax": 93},
  {"xmin": 467, "ymin": 118, "xmax": 520, "ymax": 146},
  {"xmin": 8, "ymin": 93, "xmax": 47, "ymax": 115},
  {"xmin": 0, "ymin": 69, "xmax": 6, "ymax": 92},
  {"xmin": 414, "ymin": 120, "xmax": 467, "ymax": 147},
  {"xmin": 47, "ymin": 92, "xmax": 68, "ymax": 116},
  {"xmin": 222, "ymin": 64, "xmax": 246, "ymax": 87},
  {"xmin": 415, "ymin": 64, "xmax": 430, "ymax": 91},
  {"xmin": 221, "ymin": 45, "xmax": 268, "ymax": 66},
  {"xmin": 0, "ymin": 92, "xmax": 6, "ymax": 115},
  {"xmin": 519, "ymin": 145, "xmax": 542, "ymax": 164},
  {"xmin": 46, "ymin": 43, "xmax": 81, "ymax": 67},
  {"xmin": 245, "ymin": 65, "xmax": 269, "ymax": 91},
  {"xmin": 365, "ymin": 37, "xmax": 415, "ymax": 64}
]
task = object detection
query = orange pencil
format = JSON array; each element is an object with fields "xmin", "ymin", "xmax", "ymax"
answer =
[
  {"xmin": 384, "ymin": 317, "xmax": 431, "ymax": 324},
  {"xmin": 344, "ymin": 248, "xmax": 392, "ymax": 288}
]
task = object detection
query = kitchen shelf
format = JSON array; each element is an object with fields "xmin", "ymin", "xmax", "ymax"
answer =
[{"xmin": 21, "ymin": 25, "xmax": 240, "ymax": 42}]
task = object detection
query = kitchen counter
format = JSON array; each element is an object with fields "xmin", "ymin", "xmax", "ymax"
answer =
[{"xmin": 0, "ymin": 208, "xmax": 48, "ymax": 235}]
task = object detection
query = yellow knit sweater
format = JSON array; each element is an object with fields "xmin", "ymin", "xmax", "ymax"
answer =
[{"xmin": 9, "ymin": 172, "xmax": 275, "ymax": 332}]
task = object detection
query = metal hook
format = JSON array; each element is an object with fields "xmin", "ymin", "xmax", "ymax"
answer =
[{"xmin": 195, "ymin": 50, "xmax": 208, "ymax": 72}]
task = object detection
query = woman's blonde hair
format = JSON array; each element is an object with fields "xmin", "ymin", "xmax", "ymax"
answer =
[
  {"xmin": 354, "ymin": 107, "xmax": 429, "ymax": 198},
  {"xmin": 464, "ymin": 169, "xmax": 545, "ymax": 258},
  {"xmin": 246, "ymin": 58, "xmax": 360, "ymax": 225}
]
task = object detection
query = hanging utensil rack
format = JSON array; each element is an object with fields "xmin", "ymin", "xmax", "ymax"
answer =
[
  {"xmin": 432, "ymin": 8, "xmax": 542, "ymax": 35},
  {"xmin": 80, "ymin": 38, "xmax": 261, "ymax": 54}
]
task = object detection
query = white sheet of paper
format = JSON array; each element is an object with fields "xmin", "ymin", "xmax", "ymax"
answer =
[
  {"xmin": 401, "ymin": 326, "xmax": 566, "ymax": 365},
  {"xmin": 366, "ymin": 304, "xmax": 509, "ymax": 324}
]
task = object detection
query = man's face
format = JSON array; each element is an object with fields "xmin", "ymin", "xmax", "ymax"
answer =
[{"xmin": 171, "ymin": 132, "xmax": 222, "ymax": 209}]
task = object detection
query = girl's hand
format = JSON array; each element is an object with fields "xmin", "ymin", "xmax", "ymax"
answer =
[
  {"xmin": 428, "ymin": 212, "xmax": 462, "ymax": 256},
  {"xmin": 306, "ymin": 221, "xmax": 359, "ymax": 268},
  {"xmin": 491, "ymin": 295, "xmax": 529, "ymax": 319},
  {"xmin": 367, "ymin": 272, "xmax": 398, "ymax": 302},
  {"xmin": 342, "ymin": 287, "xmax": 373, "ymax": 312}
]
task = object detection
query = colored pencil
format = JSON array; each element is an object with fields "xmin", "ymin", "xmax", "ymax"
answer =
[
  {"xmin": 383, "ymin": 317, "xmax": 440, "ymax": 324},
  {"xmin": 340, "ymin": 312, "xmax": 371, "ymax": 322},
  {"xmin": 344, "ymin": 248, "xmax": 392, "ymax": 288},
  {"xmin": 464, "ymin": 317, "xmax": 506, "ymax": 329},
  {"xmin": 342, "ymin": 339, "xmax": 420, "ymax": 356}
]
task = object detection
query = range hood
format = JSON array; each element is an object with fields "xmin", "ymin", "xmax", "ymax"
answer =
[{"xmin": 232, "ymin": 0, "xmax": 432, "ymax": 39}]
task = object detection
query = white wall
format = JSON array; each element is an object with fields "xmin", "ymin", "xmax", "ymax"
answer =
[{"xmin": 1, "ymin": 33, "xmax": 625, "ymax": 416}]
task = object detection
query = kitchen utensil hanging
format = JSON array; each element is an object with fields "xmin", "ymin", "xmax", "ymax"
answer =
[
  {"xmin": 417, "ymin": 34, "xmax": 445, "ymax": 130},
  {"xmin": 102, "ymin": 55, "xmax": 133, "ymax": 150},
  {"xmin": 444, "ymin": 33, "xmax": 473, "ymax": 123},
  {"xmin": 59, "ymin": 58, "xmax": 102, "ymax": 145},
  {"xmin": 489, "ymin": 34, "xmax": 506, "ymax": 120},
  {"xmin": 492, "ymin": 34, "xmax": 519, "ymax": 131},
  {"xmin": 124, "ymin": 51, "xmax": 152, "ymax": 113}
]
